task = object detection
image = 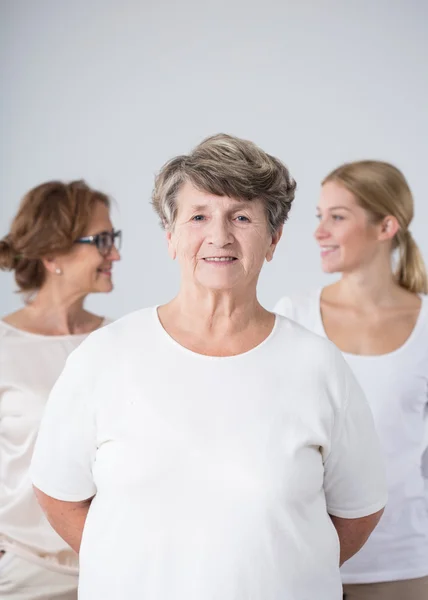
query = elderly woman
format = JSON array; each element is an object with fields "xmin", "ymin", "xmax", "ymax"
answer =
[{"xmin": 31, "ymin": 134, "xmax": 387, "ymax": 600}]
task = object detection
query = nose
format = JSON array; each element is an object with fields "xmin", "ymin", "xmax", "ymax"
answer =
[
  {"xmin": 207, "ymin": 217, "xmax": 234, "ymax": 247},
  {"xmin": 108, "ymin": 245, "xmax": 121, "ymax": 261},
  {"xmin": 314, "ymin": 220, "xmax": 330, "ymax": 242}
]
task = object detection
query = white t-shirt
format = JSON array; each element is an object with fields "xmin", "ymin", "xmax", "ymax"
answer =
[
  {"xmin": 0, "ymin": 318, "xmax": 109, "ymax": 574},
  {"xmin": 274, "ymin": 290, "xmax": 428, "ymax": 584},
  {"xmin": 31, "ymin": 307, "xmax": 387, "ymax": 600}
]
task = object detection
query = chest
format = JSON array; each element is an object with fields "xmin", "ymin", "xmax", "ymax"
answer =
[
  {"xmin": 345, "ymin": 354, "xmax": 428, "ymax": 450},
  {"xmin": 320, "ymin": 306, "xmax": 419, "ymax": 355},
  {"xmin": 91, "ymin": 358, "xmax": 334, "ymax": 506},
  {"xmin": 0, "ymin": 342, "xmax": 79, "ymax": 440}
]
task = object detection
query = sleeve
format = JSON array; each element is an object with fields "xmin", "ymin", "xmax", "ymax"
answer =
[
  {"xmin": 323, "ymin": 350, "xmax": 388, "ymax": 519},
  {"xmin": 422, "ymin": 396, "xmax": 428, "ymax": 494},
  {"xmin": 30, "ymin": 341, "xmax": 98, "ymax": 502}
]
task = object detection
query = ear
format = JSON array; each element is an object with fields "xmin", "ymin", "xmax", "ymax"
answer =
[
  {"xmin": 266, "ymin": 225, "xmax": 283, "ymax": 262},
  {"xmin": 378, "ymin": 216, "xmax": 400, "ymax": 242},
  {"xmin": 166, "ymin": 228, "xmax": 177, "ymax": 260},
  {"xmin": 41, "ymin": 255, "xmax": 61, "ymax": 275}
]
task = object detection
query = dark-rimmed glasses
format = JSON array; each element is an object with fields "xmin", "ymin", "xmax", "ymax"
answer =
[{"xmin": 74, "ymin": 229, "xmax": 122, "ymax": 257}]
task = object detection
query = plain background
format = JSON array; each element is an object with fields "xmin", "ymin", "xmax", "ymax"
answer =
[{"xmin": 1, "ymin": 0, "xmax": 427, "ymax": 319}]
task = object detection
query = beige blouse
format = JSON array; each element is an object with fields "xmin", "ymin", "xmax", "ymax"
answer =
[{"xmin": 0, "ymin": 318, "xmax": 109, "ymax": 574}]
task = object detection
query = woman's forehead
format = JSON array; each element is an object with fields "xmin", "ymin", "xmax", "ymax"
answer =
[{"xmin": 176, "ymin": 182, "xmax": 261, "ymax": 212}]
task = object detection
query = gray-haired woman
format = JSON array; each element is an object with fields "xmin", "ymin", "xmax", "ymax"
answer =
[{"xmin": 31, "ymin": 134, "xmax": 387, "ymax": 600}]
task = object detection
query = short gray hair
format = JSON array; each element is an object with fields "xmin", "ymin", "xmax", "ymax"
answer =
[{"xmin": 152, "ymin": 133, "xmax": 296, "ymax": 234}]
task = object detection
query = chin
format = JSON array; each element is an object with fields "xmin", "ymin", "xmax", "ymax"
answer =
[
  {"xmin": 320, "ymin": 260, "xmax": 342, "ymax": 274},
  {"xmin": 196, "ymin": 275, "xmax": 241, "ymax": 291},
  {"xmin": 93, "ymin": 281, "xmax": 114, "ymax": 294}
]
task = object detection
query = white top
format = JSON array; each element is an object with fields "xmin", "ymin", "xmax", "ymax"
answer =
[
  {"xmin": 0, "ymin": 318, "xmax": 110, "ymax": 574},
  {"xmin": 274, "ymin": 290, "xmax": 428, "ymax": 584},
  {"xmin": 31, "ymin": 307, "xmax": 387, "ymax": 600}
]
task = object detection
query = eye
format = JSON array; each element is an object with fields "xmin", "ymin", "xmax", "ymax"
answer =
[
  {"xmin": 235, "ymin": 215, "xmax": 250, "ymax": 222},
  {"xmin": 191, "ymin": 215, "xmax": 205, "ymax": 222},
  {"xmin": 332, "ymin": 215, "xmax": 344, "ymax": 221},
  {"xmin": 315, "ymin": 214, "xmax": 322, "ymax": 221}
]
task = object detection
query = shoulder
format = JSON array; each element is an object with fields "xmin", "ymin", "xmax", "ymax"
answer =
[
  {"xmin": 0, "ymin": 318, "xmax": 32, "ymax": 356},
  {"xmin": 0, "ymin": 319, "xmax": 12, "ymax": 339},
  {"xmin": 70, "ymin": 306, "xmax": 156, "ymax": 359},
  {"xmin": 51, "ymin": 307, "xmax": 156, "ymax": 391},
  {"xmin": 419, "ymin": 294, "xmax": 428, "ymax": 320},
  {"xmin": 0, "ymin": 309, "xmax": 29, "ymax": 334},
  {"xmin": 274, "ymin": 313, "xmax": 343, "ymax": 372},
  {"xmin": 273, "ymin": 289, "xmax": 322, "ymax": 329},
  {"xmin": 273, "ymin": 316, "xmax": 354, "ymax": 417},
  {"xmin": 414, "ymin": 294, "xmax": 428, "ymax": 355}
]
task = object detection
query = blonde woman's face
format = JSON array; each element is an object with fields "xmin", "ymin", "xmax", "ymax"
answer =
[
  {"xmin": 167, "ymin": 181, "xmax": 281, "ymax": 292},
  {"xmin": 314, "ymin": 181, "xmax": 382, "ymax": 274}
]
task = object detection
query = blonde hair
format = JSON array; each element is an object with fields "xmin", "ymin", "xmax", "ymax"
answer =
[
  {"xmin": 0, "ymin": 180, "xmax": 110, "ymax": 292},
  {"xmin": 323, "ymin": 161, "xmax": 428, "ymax": 294},
  {"xmin": 152, "ymin": 133, "xmax": 296, "ymax": 234}
]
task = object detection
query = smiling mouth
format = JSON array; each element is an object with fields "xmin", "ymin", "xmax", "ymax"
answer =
[
  {"xmin": 97, "ymin": 267, "xmax": 112, "ymax": 274},
  {"xmin": 202, "ymin": 257, "xmax": 237, "ymax": 262},
  {"xmin": 320, "ymin": 246, "xmax": 338, "ymax": 255}
]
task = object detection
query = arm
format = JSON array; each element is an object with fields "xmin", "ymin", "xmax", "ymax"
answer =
[
  {"xmin": 323, "ymin": 347, "xmax": 387, "ymax": 561},
  {"xmin": 30, "ymin": 342, "xmax": 101, "ymax": 548},
  {"xmin": 330, "ymin": 509, "xmax": 384, "ymax": 566},
  {"xmin": 33, "ymin": 486, "xmax": 93, "ymax": 554}
]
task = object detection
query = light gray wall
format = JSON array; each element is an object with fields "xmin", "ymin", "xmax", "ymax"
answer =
[{"xmin": 1, "ymin": 0, "xmax": 427, "ymax": 318}]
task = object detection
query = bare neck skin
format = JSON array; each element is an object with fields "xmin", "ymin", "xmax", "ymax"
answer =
[
  {"xmin": 3, "ymin": 282, "xmax": 102, "ymax": 336},
  {"xmin": 158, "ymin": 282, "xmax": 275, "ymax": 356},
  {"xmin": 324, "ymin": 251, "xmax": 418, "ymax": 311},
  {"xmin": 321, "ymin": 253, "xmax": 421, "ymax": 356}
]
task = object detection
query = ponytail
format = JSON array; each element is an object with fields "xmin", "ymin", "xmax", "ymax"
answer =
[
  {"xmin": 395, "ymin": 230, "xmax": 428, "ymax": 294},
  {"xmin": 0, "ymin": 235, "xmax": 18, "ymax": 271}
]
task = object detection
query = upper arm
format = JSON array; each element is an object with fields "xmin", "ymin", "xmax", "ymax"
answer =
[
  {"xmin": 323, "ymin": 350, "xmax": 388, "ymax": 519},
  {"xmin": 33, "ymin": 485, "xmax": 93, "ymax": 512},
  {"xmin": 330, "ymin": 509, "xmax": 384, "ymax": 565},
  {"xmin": 30, "ymin": 343, "xmax": 99, "ymax": 502}
]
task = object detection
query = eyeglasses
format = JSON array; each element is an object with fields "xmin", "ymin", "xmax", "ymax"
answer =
[{"xmin": 74, "ymin": 229, "xmax": 122, "ymax": 256}]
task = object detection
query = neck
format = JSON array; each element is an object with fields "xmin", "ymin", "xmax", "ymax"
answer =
[
  {"xmin": 335, "ymin": 255, "xmax": 402, "ymax": 308},
  {"xmin": 25, "ymin": 283, "xmax": 89, "ymax": 335},
  {"xmin": 168, "ymin": 283, "xmax": 266, "ymax": 335}
]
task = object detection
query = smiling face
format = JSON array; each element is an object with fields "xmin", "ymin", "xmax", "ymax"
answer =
[
  {"xmin": 167, "ymin": 182, "xmax": 281, "ymax": 292},
  {"xmin": 315, "ymin": 180, "xmax": 389, "ymax": 274},
  {"xmin": 48, "ymin": 201, "xmax": 121, "ymax": 295}
]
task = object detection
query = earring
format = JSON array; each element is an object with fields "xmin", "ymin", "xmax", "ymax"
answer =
[{"xmin": 55, "ymin": 267, "xmax": 62, "ymax": 275}]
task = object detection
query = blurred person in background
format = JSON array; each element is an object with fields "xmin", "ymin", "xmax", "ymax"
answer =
[
  {"xmin": 275, "ymin": 160, "xmax": 428, "ymax": 600},
  {"xmin": 0, "ymin": 180, "xmax": 121, "ymax": 599},
  {"xmin": 31, "ymin": 135, "xmax": 386, "ymax": 600}
]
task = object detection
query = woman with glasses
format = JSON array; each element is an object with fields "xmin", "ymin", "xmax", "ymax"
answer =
[{"xmin": 0, "ymin": 180, "xmax": 121, "ymax": 599}]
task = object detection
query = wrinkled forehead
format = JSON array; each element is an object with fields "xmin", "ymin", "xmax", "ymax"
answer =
[{"xmin": 175, "ymin": 181, "xmax": 261, "ymax": 213}]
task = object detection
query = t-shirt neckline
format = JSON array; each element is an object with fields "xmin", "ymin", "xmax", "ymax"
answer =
[
  {"xmin": 153, "ymin": 305, "xmax": 279, "ymax": 360},
  {"xmin": 315, "ymin": 288, "xmax": 427, "ymax": 360},
  {"xmin": 0, "ymin": 318, "xmax": 108, "ymax": 340}
]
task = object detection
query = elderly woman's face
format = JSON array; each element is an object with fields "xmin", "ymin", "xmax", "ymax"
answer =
[{"xmin": 167, "ymin": 182, "xmax": 281, "ymax": 291}]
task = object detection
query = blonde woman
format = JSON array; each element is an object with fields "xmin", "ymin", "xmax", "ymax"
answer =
[
  {"xmin": 0, "ymin": 180, "xmax": 121, "ymax": 599},
  {"xmin": 275, "ymin": 161, "xmax": 428, "ymax": 600}
]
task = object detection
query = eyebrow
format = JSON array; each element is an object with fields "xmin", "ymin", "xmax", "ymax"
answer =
[
  {"xmin": 189, "ymin": 204, "xmax": 209, "ymax": 212},
  {"xmin": 189, "ymin": 202, "xmax": 249, "ymax": 212},
  {"xmin": 316, "ymin": 206, "xmax": 353, "ymax": 212},
  {"xmin": 85, "ymin": 228, "xmax": 114, "ymax": 237}
]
